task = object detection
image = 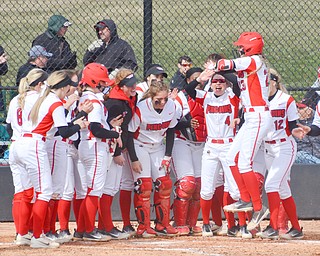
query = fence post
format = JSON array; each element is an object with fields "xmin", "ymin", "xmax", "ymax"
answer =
[{"xmin": 143, "ymin": 0, "xmax": 152, "ymax": 76}]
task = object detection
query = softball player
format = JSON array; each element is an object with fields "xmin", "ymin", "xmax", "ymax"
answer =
[
  {"xmin": 171, "ymin": 67, "xmax": 206, "ymax": 236},
  {"xmin": 257, "ymin": 69, "xmax": 304, "ymax": 239},
  {"xmin": 136, "ymin": 65, "xmax": 167, "ymax": 101},
  {"xmin": 75, "ymin": 63, "xmax": 121, "ymax": 241},
  {"xmin": 13, "ymin": 70, "xmax": 86, "ymax": 248},
  {"xmin": 215, "ymin": 32, "xmax": 272, "ymax": 231},
  {"xmin": 127, "ymin": 80, "xmax": 179, "ymax": 237},
  {"xmin": 98, "ymin": 69, "xmax": 137, "ymax": 240},
  {"xmin": 185, "ymin": 72, "xmax": 241, "ymax": 237},
  {"xmin": 6, "ymin": 69, "xmax": 47, "ymax": 245},
  {"xmin": 54, "ymin": 70, "xmax": 93, "ymax": 243}
]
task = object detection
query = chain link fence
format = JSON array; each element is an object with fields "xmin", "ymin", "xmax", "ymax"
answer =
[{"xmin": 0, "ymin": 0, "xmax": 319, "ymax": 163}]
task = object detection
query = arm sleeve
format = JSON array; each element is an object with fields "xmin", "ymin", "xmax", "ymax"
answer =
[
  {"xmin": 57, "ymin": 125, "xmax": 81, "ymax": 139},
  {"xmin": 288, "ymin": 120, "xmax": 298, "ymax": 132},
  {"xmin": 72, "ymin": 110, "xmax": 88, "ymax": 122},
  {"xmin": 89, "ymin": 122, "xmax": 119, "ymax": 139},
  {"xmin": 307, "ymin": 125, "xmax": 320, "ymax": 136},
  {"xmin": 185, "ymin": 79, "xmax": 199, "ymax": 99},
  {"xmin": 175, "ymin": 119, "xmax": 191, "ymax": 130},
  {"xmin": 127, "ymin": 131, "xmax": 138, "ymax": 162},
  {"xmin": 165, "ymin": 128, "xmax": 175, "ymax": 157}
]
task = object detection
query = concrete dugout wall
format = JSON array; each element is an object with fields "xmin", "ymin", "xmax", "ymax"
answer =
[{"xmin": 0, "ymin": 164, "xmax": 319, "ymax": 221}]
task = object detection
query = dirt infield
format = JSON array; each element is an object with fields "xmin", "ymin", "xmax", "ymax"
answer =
[{"xmin": 0, "ymin": 220, "xmax": 320, "ymax": 256}]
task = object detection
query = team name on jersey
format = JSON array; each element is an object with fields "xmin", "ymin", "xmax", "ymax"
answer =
[
  {"xmin": 146, "ymin": 120, "xmax": 171, "ymax": 131},
  {"xmin": 206, "ymin": 104, "xmax": 232, "ymax": 114},
  {"xmin": 271, "ymin": 109, "xmax": 285, "ymax": 118}
]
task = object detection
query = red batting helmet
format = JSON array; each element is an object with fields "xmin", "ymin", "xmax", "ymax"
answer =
[
  {"xmin": 80, "ymin": 63, "xmax": 114, "ymax": 88},
  {"xmin": 233, "ymin": 32, "xmax": 264, "ymax": 56}
]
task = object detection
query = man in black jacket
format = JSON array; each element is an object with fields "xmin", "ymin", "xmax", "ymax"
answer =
[
  {"xmin": 32, "ymin": 14, "xmax": 77, "ymax": 73},
  {"xmin": 83, "ymin": 19, "xmax": 137, "ymax": 73},
  {"xmin": 0, "ymin": 46, "xmax": 8, "ymax": 111}
]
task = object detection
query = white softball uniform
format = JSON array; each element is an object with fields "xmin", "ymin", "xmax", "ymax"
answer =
[
  {"xmin": 226, "ymin": 55, "xmax": 272, "ymax": 173},
  {"xmin": 128, "ymin": 98, "xmax": 178, "ymax": 181},
  {"xmin": 14, "ymin": 92, "xmax": 68, "ymax": 201},
  {"xmin": 193, "ymin": 88, "xmax": 240, "ymax": 200},
  {"xmin": 264, "ymin": 91, "xmax": 299, "ymax": 199},
  {"xmin": 78, "ymin": 91, "xmax": 110, "ymax": 197},
  {"xmin": 136, "ymin": 81, "xmax": 148, "ymax": 101},
  {"xmin": 6, "ymin": 92, "xmax": 39, "ymax": 194}
]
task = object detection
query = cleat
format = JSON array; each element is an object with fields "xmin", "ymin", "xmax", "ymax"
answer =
[
  {"xmin": 175, "ymin": 226, "xmax": 190, "ymax": 236},
  {"xmin": 250, "ymin": 224, "xmax": 261, "ymax": 237},
  {"xmin": 215, "ymin": 222, "xmax": 228, "ymax": 236},
  {"xmin": 45, "ymin": 231, "xmax": 58, "ymax": 241},
  {"xmin": 237, "ymin": 225, "xmax": 252, "ymax": 239},
  {"xmin": 16, "ymin": 233, "xmax": 32, "ymax": 246},
  {"xmin": 73, "ymin": 229, "xmax": 84, "ymax": 241},
  {"xmin": 257, "ymin": 225, "xmax": 279, "ymax": 240},
  {"xmin": 155, "ymin": 223, "xmax": 179, "ymax": 237},
  {"xmin": 30, "ymin": 234, "xmax": 60, "ymax": 248},
  {"xmin": 209, "ymin": 221, "xmax": 221, "ymax": 233},
  {"xmin": 189, "ymin": 225, "xmax": 202, "ymax": 236},
  {"xmin": 122, "ymin": 225, "xmax": 137, "ymax": 238},
  {"xmin": 223, "ymin": 199, "xmax": 253, "ymax": 212},
  {"xmin": 56, "ymin": 230, "xmax": 72, "ymax": 244},
  {"xmin": 202, "ymin": 224, "xmax": 213, "ymax": 237},
  {"xmin": 83, "ymin": 230, "xmax": 103, "ymax": 241},
  {"xmin": 247, "ymin": 206, "xmax": 270, "ymax": 231},
  {"xmin": 105, "ymin": 227, "xmax": 130, "ymax": 240},
  {"xmin": 280, "ymin": 227, "xmax": 304, "ymax": 240},
  {"xmin": 227, "ymin": 225, "xmax": 240, "ymax": 237},
  {"xmin": 137, "ymin": 227, "xmax": 157, "ymax": 238}
]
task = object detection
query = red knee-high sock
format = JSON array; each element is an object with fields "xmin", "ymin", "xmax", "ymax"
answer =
[
  {"xmin": 84, "ymin": 195, "xmax": 99, "ymax": 233},
  {"xmin": 43, "ymin": 199, "xmax": 54, "ymax": 234},
  {"xmin": 230, "ymin": 165, "xmax": 251, "ymax": 202},
  {"xmin": 76, "ymin": 199, "xmax": 86, "ymax": 233},
  {"xmin": 33, "ymin": 199, "xmax": 49, "ymax": 238},
  {"xmin": 50, "ymin": 200, "xmax": 59, "ymax": 233},
  {"xmin": 73, "ymin": 198, "xmax": 84, "ymax": 225},
  {"xmin": 18, "ymin": 201, "xmax": 33, "ymax": 235},
  {"xmin": 200, "ymin": 198, "xmax": 212, "ymax": 225},
  {"xmin": 241, "ymin": 171, "xmax": 262, "ymax": 211},
  {"xmin": 12, "ymin": 192, "xmax": 23, "ymax": 233},
  {"xmin": 223, "ymin": 192, "xmax": 236, "ymax": 228},
  {"xmin": 267, "ymin": 192, "xmax": 280, "ymax": 230},
  {"xmin": 211, "ymin": 185, "xmax": 224, "ymax": 226},
  {"xmin": 281, "ymin": 196, "xmax": 301, "ymax": 230},
  {"xmin": 29, "ymin": 211, "xmax": 33, "ymax": 232},
  {"xmin": 119, "ymin": 190, "xmax": 132, "ymax": 227},
  {"xmin": 98, "ymin": 194, "xmax": 114, "ymax": 232},
  {"xmin": 58, "ymin": 199, "xmax": 72, "ymax": 231},
  {"xmin": 238, "ymin": 212, "xmax": 247, "ymax": 226}
]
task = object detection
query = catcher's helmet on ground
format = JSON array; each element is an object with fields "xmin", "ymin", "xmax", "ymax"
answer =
[
  {"xmin": 233, "ymin": 32, "xmax": 264, "ymax": 56},
  {"xmin": 80, "ymin": 63, "xmax": 114, "ymax": 88}
]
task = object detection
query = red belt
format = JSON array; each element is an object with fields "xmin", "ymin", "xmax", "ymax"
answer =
[
  {"xmin": 23, "ymin": 133, "xmax": 46, "ymax": 142},
  {"xmin": 265, "ymin": 138, "xmax": 287, "ymax": 144},
  {"xmin": 210, "ymin": 138, "xmax": 233, "ymax": 144},
  {"xmin": 243, "ymin": 106, "xmax": 269, "ymax": 113}
]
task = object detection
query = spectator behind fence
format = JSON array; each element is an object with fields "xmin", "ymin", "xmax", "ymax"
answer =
[
  {"xmin": 32, "ymin": 14, "xmax": 77, "ymax": 73},
  {"xmin": 295, "ymin": 102, "xmax": 320, "ymax": 164},
  {"xmin": 16, "ymin": 45, "xmax": 53, "ymax": 87},
  {"xmin": 83, "ymin": 19, "xmax": 138, "ymax": 75},
  {"xmin": 169, "ymin": 55, "xmax": 192, "ymax": 91},
  {"xmin": 0, "ymin": 45, "xmax": 8, "ymax": 111}
]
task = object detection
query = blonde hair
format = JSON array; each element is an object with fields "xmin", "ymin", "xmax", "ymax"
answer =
[
  {"xmin": 141, "ymin": 80, "xmax": 169, "ymax": 101},
  {"xmin": 115, "ymin": 68, "xmax": 134, "ymax": 85},
  {"xmin": 269, "ymin": 68, "xmax": 288, "ymax": 94},
  {"xmin": 29, "ymin": 70, "xmax": 69, "ymax": 124},
  {"xmin": 18, "ymin": 68, "xmax": 47, "ymax": 109}
]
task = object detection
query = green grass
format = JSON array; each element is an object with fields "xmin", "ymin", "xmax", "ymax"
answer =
[{"xmin": 0, "ymin": 0, "xmax": 319, "ymax": 104}]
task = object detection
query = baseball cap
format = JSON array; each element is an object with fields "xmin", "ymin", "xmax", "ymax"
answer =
[
  {"xmin": 118, "ymin": 73, "xmax": 137, "ymax": 87},
  {"xmin": 145, "ymin": 65, "xmax": 168, "ymax": 78},
  {"xmin": 94, "ymin": 21, "xmax": 108, "ymax": 30},
  {"xmin": 29, "ymin": 45, "xmax": 53, "ymax": 58}
]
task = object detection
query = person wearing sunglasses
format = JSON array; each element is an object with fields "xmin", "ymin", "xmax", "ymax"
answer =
[
  {"xmin": 185, "ymin": 71, "xmax": 246, "ymax": 237},
  {"xmin": 170, "ymin": 55, "xmax": 193, "ymax": 91},
  {"xmin": 127, "ymin": 80, "xmax": 179, "ymax": 237}
]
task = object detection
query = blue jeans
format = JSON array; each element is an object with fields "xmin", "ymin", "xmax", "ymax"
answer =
[{"xmin": 295, "ymin": 151, "xmax": 320, "ymax": 164}]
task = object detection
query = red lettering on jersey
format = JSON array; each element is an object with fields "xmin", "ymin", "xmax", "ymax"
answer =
[
  {"xmin": 146, "ymin": 120, "xmax": 171, "ymax": 131},
  {"xmin": 271, "ymin": 109, "xmax": 285, "ymax": 118},
  {"xmin": 17, "ymin": 108, "xmax": 22, "ymax": 126},
  {"xmin": 238, "ymin": 71, "xmax": 245, "ymax": 79},
  {"xmin": 206, "ymin": 104, "xmax": 232, "ymax": 114}
]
